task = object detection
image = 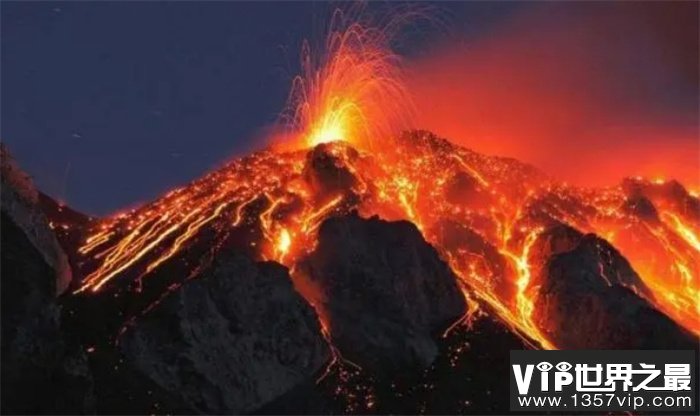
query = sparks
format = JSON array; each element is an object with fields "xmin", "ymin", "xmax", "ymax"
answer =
[{"xmin": 282, "ymin": 9, "xmax": 414, "ymax": 151}]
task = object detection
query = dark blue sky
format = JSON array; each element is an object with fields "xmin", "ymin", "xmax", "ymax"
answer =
[
  {"xmin": 2, "ymin": 2, "xmax": 696, "ymax": 215},
  {"xmin": 2, "ymin": 1, "xmax": 522, "ymax": 215}
]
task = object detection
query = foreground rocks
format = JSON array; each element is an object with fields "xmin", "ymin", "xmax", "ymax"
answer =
[
  {"xmin": 3, "ymin": 136, "xmax": 699, "ymax": 415},
  {"xmin": 1, "ymin": 145, "xmax": 72, "ymax": 294},
  {"xmin": 259, "ymin": 313, "xmax": 531, "ymax": 415},
  {"xmin": 1, "ymin": 212, "xmax": 95, "ymax": 413},
  {"xmin": 531, "ymin": 225, "xmax": 698, "ymax": 349},
  {"xmin": 297, "ymin": 212, "xmax": 467, "ymax": 372},
  {"xmin": 1, "ymin": 148, "xmax": 331, "ymax": 413},
  {"xmin": 116, "ymin": 251, "xmax": 330, "ymax": 414},
  {"xmin": 3, "ymin": 204, "xmax": 331, "ymax": 415},
  {"xmin": 1, "ymin": 146, "xmax": 93, "ymax": 413}
]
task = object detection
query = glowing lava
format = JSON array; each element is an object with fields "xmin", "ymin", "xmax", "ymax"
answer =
[
  {"xmin": 69, "ymin": 8, "xmax": 699, "ymax": 355},
  {"xmin": 282, "ymin": 9, "xmax": 413, "ymax": 150}
]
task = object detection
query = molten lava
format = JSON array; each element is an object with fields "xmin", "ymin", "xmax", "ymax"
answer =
[
  {"xmin": 70, "ymin": 8, "xmax": 698, "ymax": 356},
  {"xmin": 73, "ymin": 131, "xmax": 700, "ymax": 347},
  {"xmin": 280, "ymin": 9, "xmax": 413, "ymax": 151}
]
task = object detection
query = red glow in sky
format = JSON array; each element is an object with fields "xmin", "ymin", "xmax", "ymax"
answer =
[{"xmin": 407, "ymin": 3, "xmax": 699, "ymax": 190}]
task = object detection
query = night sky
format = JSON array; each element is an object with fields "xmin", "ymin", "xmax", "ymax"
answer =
[{"xmin": 2, "ymin": 1, "xmax": 697, "ymax": 215}]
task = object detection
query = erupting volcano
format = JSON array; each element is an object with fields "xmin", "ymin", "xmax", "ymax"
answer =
[
  {"xmin": 66, "ymin": 10, "xmax": 698, "ymax": 340},
  {"xmin": 67, "ymin": 130, "xmax": 700, "ymax": 340},
  {"xmin": 2, "ymin": 4, "xmax": 698, "ymax": 415}
]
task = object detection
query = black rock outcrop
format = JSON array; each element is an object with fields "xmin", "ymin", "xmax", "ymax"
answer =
[
  {"xmin": 297, "ymin": 212, "xmax": 467, "ymax": 372},
  {"xmin": 302, "ymin": 143, "xmax": 360, "ymax": 199},
  {"xmin": 1, "ymin": 147, "xmax": 332, "ymax": 413},
  {"xmin": 429, "ymin": 220, "xmax": 515, "ymax": 302},
  {"xmin": 532, "ymin": 225, "xmax": 698, "ymax": 349},
  {"xmin": 1, "ymin": 145, "xmax": 72, "ymax": 294},
  {"xmin": 1, "ymin": 212, "xmax": 95, "ymax": 413},
  {"xmin": 622, "ymin": 177, "xmax": 700, "ymax": 223},
  {"xmin": 116, "ymin": 251, "xmax": 331, "ymax": 414},
  {"xmin": 1, "ymin": 146, "xmax": 93, "ymax": 413}
]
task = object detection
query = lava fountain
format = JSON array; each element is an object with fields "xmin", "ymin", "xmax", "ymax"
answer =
[{"xmin": 280, "ymin": 8, "xmax": 415, "ymax": 151}]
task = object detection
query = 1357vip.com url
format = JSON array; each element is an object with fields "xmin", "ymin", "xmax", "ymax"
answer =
[
  {"xmin": 517, "ymin": 393, "xmax": 693, "ymax": 410},
  {"xmin": 510, "ymin": 350, "xmax": 697, "ymax": 413}
]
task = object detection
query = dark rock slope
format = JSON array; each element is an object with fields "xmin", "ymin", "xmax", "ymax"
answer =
[
  {"xmin": 1, "ymin": 144, "xmax": 72, "ymax": 294},
  {"xmin": 1, "ymin": 146, "xmax": 331, "ymax": 414},
  {"xmin": 297, "ymin": 212, "xmax": 467, "ymax": 372},
  {"xmin": 116, "ymin": 252, "xmax": 331, "ymax": 414},
  {"xmin": 0, "ymin": 155, "xmax": 95, "ymax": 415},
  {"xmin": 531, "ymin": 224, "xmax": 698, "ymax": 349}
]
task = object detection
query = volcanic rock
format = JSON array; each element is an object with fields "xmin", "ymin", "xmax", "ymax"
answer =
[
  {"xmin": 297, "ymin": 212, "xmax": 467, "ymax": 372},
  {"xmin": 1, "ymin": 212, "xmax": 94, "ymax": 413},
  {"xmin": 532, "ymin": 225, "xmax": 697, "ymax": 349},
  {"xmin": 521, "ymin": 190, "xmax": 596, "ymax": 230},
  {"xmin": 622, "ymin": 194, "xmax": 660, "ymax": 223},
  {"xmin": 430, "ymin": 220, "xmax": 515, "ymax": 301},
  {"xmin": 117, "ymin": 251, "xmax": 330, "ymax": 414},
  {"xmin": 1, "ymin": 147, "xmax": 93, "ymax": 413},
  {"xmin": 444, "ymin": 171, "xmax": 491, "ymax": 209},
  {"xmin": 1, "ymin": 145, "xmax": 72, "ymax": 294},
  {"xmin": 258, "ymin": 312, "xmax": 532, "ymax": 415},
  {"xmin": 38, "ymin": 191, "xmax": 95, "ymax": 265},
  {"xmin": 302, "ymin": 142, "xmax": 359, "ymax": 199},
  {"xmin": 622, "ymin": 177, "xmax": 700, "ymax": 223},
  {"xmin": 530, "ymin": 223, "xmax": 587, "ymax": 262}
]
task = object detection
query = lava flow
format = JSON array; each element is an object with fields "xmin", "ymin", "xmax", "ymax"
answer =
[{"xmin": 69, "ymin": 9, "xmax": 699, "ymax": 354}]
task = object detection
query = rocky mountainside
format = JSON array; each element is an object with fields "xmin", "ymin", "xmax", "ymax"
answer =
[{"xmin": 1, "ymin": 132, "xmax": 698, "ymax": 414}]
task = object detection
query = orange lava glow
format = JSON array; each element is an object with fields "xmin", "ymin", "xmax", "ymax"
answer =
[
  {"xmin": 406, "ymin": 3, "xmax": 700, "ymax": 190},
  {"xmin": 73, "ymin": 131, "xmax": 700, "ymax": 348},
  {"xmin": 279, "ymin": 9, "xmax": 414, "ymax": 151},
  {"xmin": 72, "ymin": 7, "xmax": 698, "ymax": 354}
]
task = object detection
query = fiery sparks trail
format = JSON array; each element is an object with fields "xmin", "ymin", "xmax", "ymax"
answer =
[
  {"xmin": 280, "ymin": 8, "xmax": 414, "ymax": 151},
  {"xmin": 70, "ymin": 7, "xmax": 699, "ymax": 356}
]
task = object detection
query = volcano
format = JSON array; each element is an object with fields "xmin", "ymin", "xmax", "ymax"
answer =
[{"xmin": 2, "ymin": 130, "xmax": 698, "ymax": 414}]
